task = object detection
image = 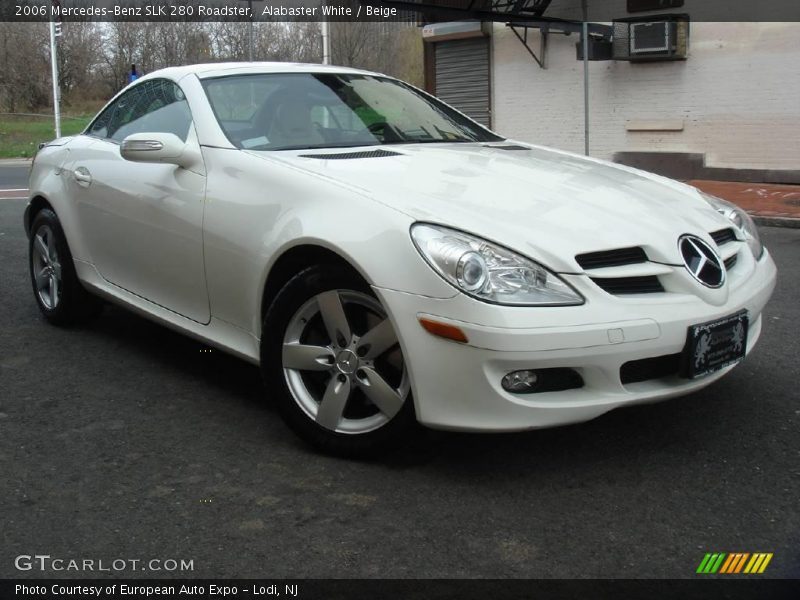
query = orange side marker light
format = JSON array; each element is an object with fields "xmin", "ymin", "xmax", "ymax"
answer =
[{"xmin": 419, "ymin": 318, "xmax": 469, "ymax": 343}]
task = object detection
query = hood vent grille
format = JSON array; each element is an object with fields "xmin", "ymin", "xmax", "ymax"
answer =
[
  {"xmin": 724, "ymin": 253, "xmax": 738, "ymax": 271},
  {"xmin": 576, "ymin": 247, "xmax": 648, "ymax": 270},
  {"xmin": 484, "ymin": 144, "xmax": 531, "ymax": 151},
  {"xmin": 591, "ymin": 276, "xmax": 665, "ymax": 295},
  {"xmin": 710, "ymin": 228, "xmax": 737, "ymax": 246},
  {"xmin": 299, "ymin": 149, "xmax": 401, "ymax": 160}
]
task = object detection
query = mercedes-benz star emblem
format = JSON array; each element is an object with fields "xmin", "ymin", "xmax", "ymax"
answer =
[
  {"xmin": 335, "ymin": 350, "xmax": 359, "ymax": 375},
  {"xmin": 679, "ymin": 235, "xmax": 725, "ymax": 288}
]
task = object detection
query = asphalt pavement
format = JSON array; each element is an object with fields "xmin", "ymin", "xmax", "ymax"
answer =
[
  {"xmin": 1, "ymin": 197, "xmax": 799, "ymax": 580},
  {"xmin": 0, "ymin": 162, "xmax": 31, "ymax": 198}
]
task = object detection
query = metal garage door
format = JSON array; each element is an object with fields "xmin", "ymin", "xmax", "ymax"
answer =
[{"xmin": 434, "ymin": 37, "xmax": 490, "ymax": 127}]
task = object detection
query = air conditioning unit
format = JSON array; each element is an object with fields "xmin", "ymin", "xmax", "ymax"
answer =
[{"xmin": 613, "ymin": 15, "xmax": 689, "ymax": 61}]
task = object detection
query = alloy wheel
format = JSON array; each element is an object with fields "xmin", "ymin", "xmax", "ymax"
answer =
[
  {"xmin": 282, "ymin": 290, "xmax": 410, "ymax": 434},
  {"xmin": 32, "ymin": 225, "xmax": 62, "ymax": 310}
]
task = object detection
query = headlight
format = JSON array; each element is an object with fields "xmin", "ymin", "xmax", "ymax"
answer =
[
  {"xmin": 700, "ymin": 192, "xmax": 764, "ymax": 260},
  {"xmin": 410, "ymin": 223, "xmax": 584, "ymax": 306}
]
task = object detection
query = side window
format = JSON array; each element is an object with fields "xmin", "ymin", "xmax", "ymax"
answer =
[
  {"xmin": 87, "ymin": 80, "xmax": 192, "ymax": 143},
  {"xmin": 87, "ymin": 102, "xmax": 116, "ymax": 139}
]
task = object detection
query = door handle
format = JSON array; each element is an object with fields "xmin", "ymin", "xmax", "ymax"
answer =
[{"xmin": 74, "ymin": 167, "xmax": 92, "ymax": 188}]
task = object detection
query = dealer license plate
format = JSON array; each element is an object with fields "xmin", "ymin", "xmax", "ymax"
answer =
[{"xmin": 684, "ymin": 311, "xmax": 748, "ymax": 379}]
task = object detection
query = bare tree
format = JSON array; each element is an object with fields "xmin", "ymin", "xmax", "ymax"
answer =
[
  {"xmin": 151, "ymin": 22, "xmax": 212, "ymax": 67},
  {"xmin": 208, "ymin": 21, "xmax": 251, "ymax": 61},
  {"xmin": 330, "ymin": 22, "xmax": 423, "ymax": 85},
  {"xmin": 99, "ymin": 22, "xmax": 154, "ymax": 96},
  {"xmin": 57, "ymin": 23, "xmax": 105, "ymax": 105},
  {"xmin": 0, "ymin": 22, "xmax": 51, "ymax": 111},
  {"xmin": 0, "ymin": 18, "xmax": 419, "ymax": 112},
  {"xmin": 209, "ymin": 21, "xmax": 322, "ymax": 63},
  {"xmin": 258, "ymin": 22, "xmax": 322, "ymax": 63}
]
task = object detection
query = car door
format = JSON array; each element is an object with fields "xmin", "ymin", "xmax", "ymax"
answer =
[{"xmin": 68, "ymin": 78, "xmax": 211, "ymax": 324}]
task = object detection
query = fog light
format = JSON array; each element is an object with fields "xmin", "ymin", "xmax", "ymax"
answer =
[{"xmin": 502, "ymin": 370, "xmax": 539, "ymax": 393}]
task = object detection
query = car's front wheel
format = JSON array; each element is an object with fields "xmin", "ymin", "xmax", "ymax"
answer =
[
  {"xmin": 262, "ymin": 264, "xmax": 416, "ymax": 456},
  {"xmin": 28, "ymin": 208, "xmax": 102, "ymax": 325}
]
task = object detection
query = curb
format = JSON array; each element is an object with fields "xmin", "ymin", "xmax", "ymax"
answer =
[{"xmin": 751, "ymin": 215, "xmax": 800, "ymax": 229}]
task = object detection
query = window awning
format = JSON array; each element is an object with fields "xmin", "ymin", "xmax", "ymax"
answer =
[{"xmin": 370, "ymin": 0, "xmax": 612, "ymax": 37}]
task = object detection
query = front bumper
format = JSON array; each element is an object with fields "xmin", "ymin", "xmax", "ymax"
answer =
[{"xmin": 375, "ymin": 250, "xmax": 777, "ymax": 432}]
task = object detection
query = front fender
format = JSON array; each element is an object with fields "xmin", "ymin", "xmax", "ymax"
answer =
[
  {"xmin": 26, "ymin": 141, "xmax": 80, "ymax": 249},
  {"xmin": 200, "ymin": 147, "xmax": 457, "ymax": 336}
]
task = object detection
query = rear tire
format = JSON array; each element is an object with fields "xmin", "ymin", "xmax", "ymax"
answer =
[
  {"xmin": 28, "ymin": 208, "xmax": 103, "ymax": 326},
  {"xmin": 261, "ymin": 264, "xmax": 417, "ymax": 457}
]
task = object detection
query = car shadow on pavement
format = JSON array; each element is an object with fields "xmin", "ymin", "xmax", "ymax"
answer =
[
  {"xmin": 81, "ymin": 304, "xmax": 268, "ymax": 410},
  {"xmin": 383, "ymin": 394, "xmax": 719, "ymax": 472},
  {"xmin": 75, "ymin": 303, "xmax": 748, "ymax": 478}
]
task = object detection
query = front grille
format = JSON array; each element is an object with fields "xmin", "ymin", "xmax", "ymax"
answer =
[
  {"xmin": 620, "ymin": 353, "xmax": 682, "ymax": 384},
  {"xmin": 591, "ymin": 276, "xmax": 665, "ymax": 295},
  {"xmin": 724, "ymin": 253, "xmax": 738, "ymax": 270},
  {"xmin": 576, "ymin": 247, "xmax": 648, "ymax": 270},
  {"xmin": 299, "ymin": 149, "xmax": 401, "ymax": 160},
  {"xmin": 711, "ymin": 228, "xmax": 737, "ymax": 246}
]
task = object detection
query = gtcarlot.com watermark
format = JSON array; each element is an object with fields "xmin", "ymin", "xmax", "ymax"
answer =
[{"xmin": 15, "ymin": 554, "xmax": 194, "ymax": 573}]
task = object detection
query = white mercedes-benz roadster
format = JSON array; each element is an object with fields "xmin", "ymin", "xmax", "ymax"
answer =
[{"xmin": 26, "ymin": 63, "xmax": 776, "ymax": 455}]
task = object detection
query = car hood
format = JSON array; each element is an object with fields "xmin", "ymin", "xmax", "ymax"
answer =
[{"xmin": 246, "ymin": 142, "xmax": 731, "ymax": 272}]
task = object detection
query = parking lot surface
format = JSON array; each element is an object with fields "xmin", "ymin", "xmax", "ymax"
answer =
[{"xmin": 1, "ymin": 197, "xmax": 798, "ymax": 579}]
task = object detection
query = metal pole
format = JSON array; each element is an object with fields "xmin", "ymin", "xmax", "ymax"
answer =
[
  {"xmin": 321, "ymin": 18, "xmax": 330, "ymax": 65},
  {"xmin": 49, "ymin": 20, "xmax": 61, "ymax": 139},
  {"xmin": 321, "ymin": 4, "xmax": 331, "ymax": 128},
  {"xmin": 248, "ymin": 0, "xmax": 254, "ymax": 61},
  {"xmin": 582, "ymin": 2, "xmax": 589, "ymax": 156},
  {"xmin": 582, "ymin": 21, "xmax": 589, "ymax": 156}
]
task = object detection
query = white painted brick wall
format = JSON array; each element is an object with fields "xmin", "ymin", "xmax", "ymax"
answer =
[{"xmin": 491, "ymin": 22, "xmax": 800, "ymax": 170}]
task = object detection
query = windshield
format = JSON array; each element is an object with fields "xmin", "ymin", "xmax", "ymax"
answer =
[{"xmin": 201, "ymin": 72, "xmax": 503, "ymax": 151}]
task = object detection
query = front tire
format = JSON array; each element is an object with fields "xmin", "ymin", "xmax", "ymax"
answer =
[
  {"xmin": 28, "ymin": 208, "xmax": 102, "ymax": 325},
  {"xmin": 261, "ymin": 264, "xmax": 416, "ymax": 456}
]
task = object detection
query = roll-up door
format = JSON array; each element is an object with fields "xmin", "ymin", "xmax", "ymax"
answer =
[{"xmin": 434, "ymin": 37, "xmax": 490, "ymax": 127}]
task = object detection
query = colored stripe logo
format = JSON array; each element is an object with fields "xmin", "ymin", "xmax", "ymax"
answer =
[{"xmin": 697, "ymin": 553, "xmax": 773, "ymax": 574}]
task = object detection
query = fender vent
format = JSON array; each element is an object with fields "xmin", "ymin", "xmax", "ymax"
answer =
[
  {"xmin": 299, "ymin": 149, "xmax": 401, "ymax": 160},
  {"xmin": 576, "ymin": 247, "xmax": 648, "ymax": 270},
  {"xmin": 710, "ymin": 228, "xmax": 737, "ymax": 246},
  {"xmin": 591, "ymin": 276, "xmax": 665, "ymax": 295}
]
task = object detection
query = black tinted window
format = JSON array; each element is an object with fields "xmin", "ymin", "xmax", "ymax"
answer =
[{"xmin": 88, "ymin": 79, "xmax": 192, "ymax": 142}]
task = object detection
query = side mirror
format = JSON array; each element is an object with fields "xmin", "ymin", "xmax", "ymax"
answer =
[{"xmin": 120, "ymin": 132, "xmax": 191, "ymax": 168}]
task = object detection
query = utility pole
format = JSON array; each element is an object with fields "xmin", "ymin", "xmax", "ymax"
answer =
[
  {"xmin": 248, "ymin": 0, "xmax": 254, "ymax": 61},
  {"xmin": 49, "ymin": 0, "xmax": 62, "ymax": 139},
  {"xmin": 581, "ymin": 0, "xmax": 589, "ymax": 156},
  {"xmin": 321, "ymin": 18, "xmax": 330, "ymax": 64}
]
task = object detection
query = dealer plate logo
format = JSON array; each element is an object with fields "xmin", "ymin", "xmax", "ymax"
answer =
[{"xmin": 696, "ymin": 552, "xmax": 773, "ymax": 574}]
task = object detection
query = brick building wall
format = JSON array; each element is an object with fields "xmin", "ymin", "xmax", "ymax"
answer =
[{"xmin": 491, "ymin": 22, "xmax": 800, "ymax": 172}]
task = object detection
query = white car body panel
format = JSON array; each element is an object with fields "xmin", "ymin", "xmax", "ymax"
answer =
[
  {"xmin": 26, "ymin": 62, "xmax": 777, "ymax": 432},
  {"xmin": 62, "ymin": 133, "xmax": 211, "ymax": 324},
  {"xmin": 263, "ymin": 143, "xmax": 727, "ymax": 273}
]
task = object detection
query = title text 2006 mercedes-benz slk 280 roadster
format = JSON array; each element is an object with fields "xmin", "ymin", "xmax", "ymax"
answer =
[{"xmin": 25, "ymin": 63, "xmax": 776, "ymax": 455}]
